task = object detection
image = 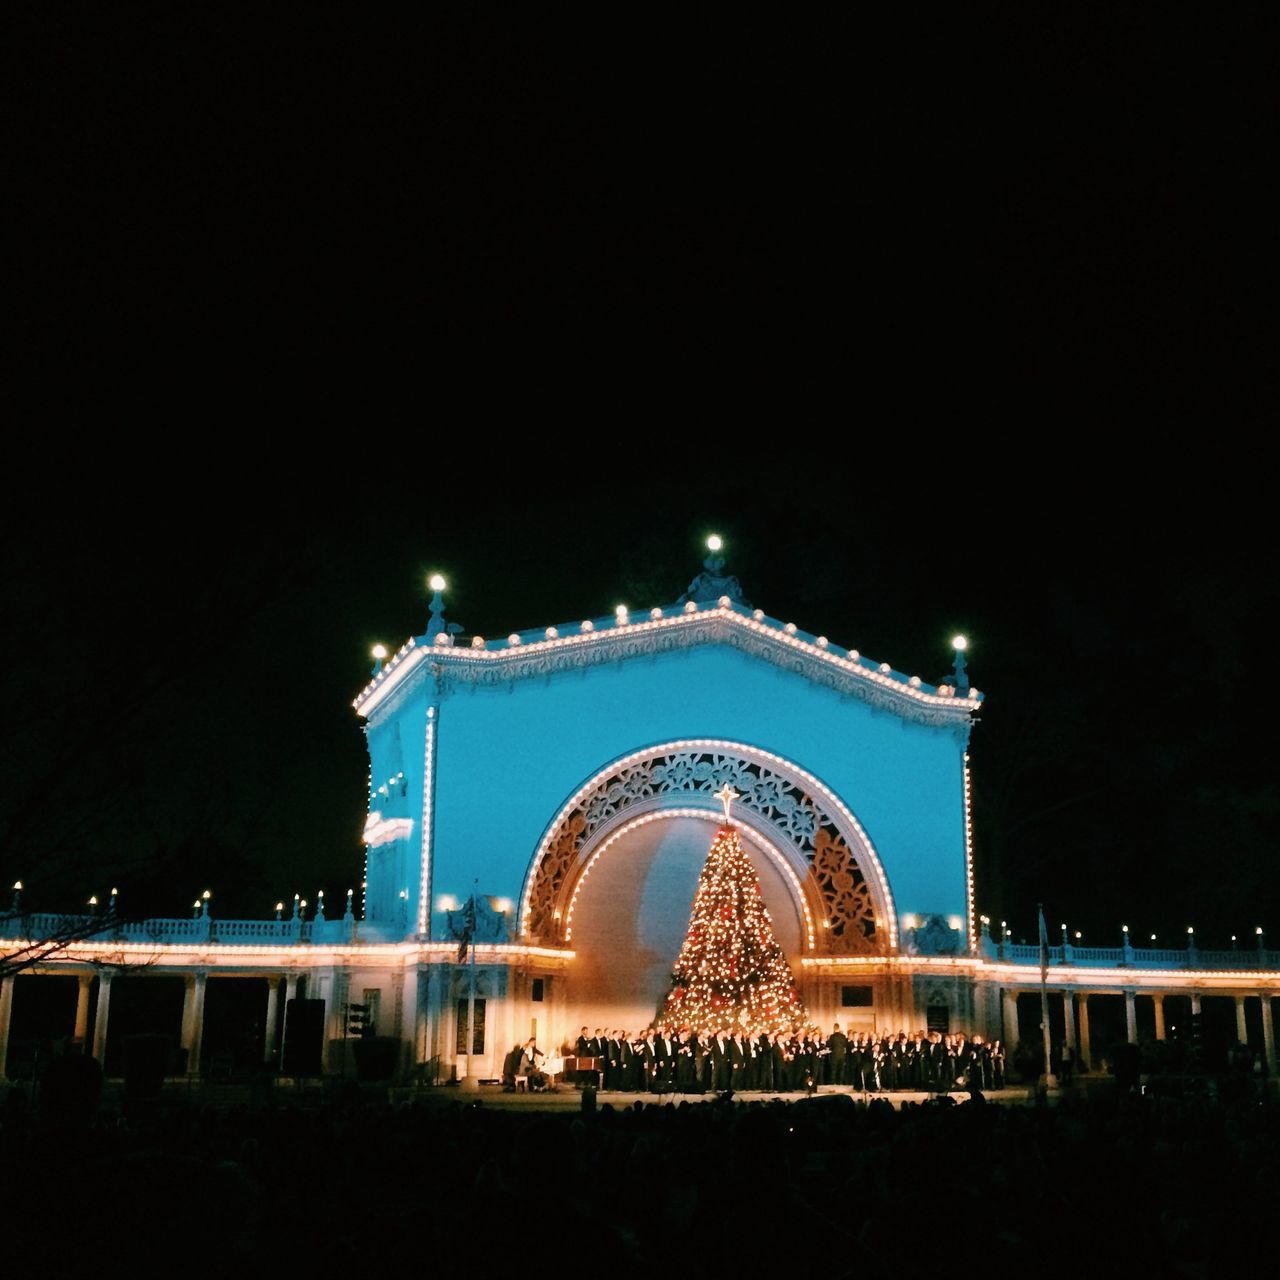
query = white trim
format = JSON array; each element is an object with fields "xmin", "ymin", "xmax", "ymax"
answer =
[
  {"xmin": 518, "ymin": 737, "xmax": 899, "ymax": 950},
  {"xmin": 561, "ymin": 807, "xmax": 818, "ymax": 951},
  {"xmin": 416, "ymin": 708, "xmax": 437, "ymax": 936},
  {"xmin": 354, "ymin": 602, "xmax": 982, "ymax": 721}
]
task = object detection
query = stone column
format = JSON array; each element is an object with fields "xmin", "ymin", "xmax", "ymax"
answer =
[
  {"xmin": 181, "ymin": 972, "xmax": 207, "ymax": 1076},
  {"xmin": 415, "ymin": 964, "xmax": 431, "ymax": 1069},
  {"xmin": 1234, "ymin": 995, "xmax": 1248, "ymax": 1046},
  {"xmin": 973, "ymin": 981, "xmax": 998, "ymax": 1041},
  {"xmin": 425, "ymin": 965, "xmax": 443, "ymax": 1082},
  {"xmin": 264, "ymin": 978, "xmax": 282, "ymax": 1064},
  {"xmin": 1002, "ymin": 989, "xmax": 1019, "ymax": 1045},
  {"xmin": 1153, "ymin": 993, "xmax": 1165, "ymax": 1040},
  {"xmin": 1062, "ymin": 990, "xmax": 1077, "ymax": 1051},
  {"xmin": 1261, "ymin": 994, "xmax": 1276, "ymax": 1075},
  {"xmin": 0, "ymin": 976, "xmax": 14, "ymax": 1080},
  {"xmin": 1078, "ymin": 993, "xmax": 1091, "ymax": 1069},
  {"xmin": 74, "ymin": 974, "xmax": 93, "ymax": 1043},
  {"xmin": 1124, "ymin": 988, "xmax": 1137, "ymax": 1043},
  {"xmin": 91, "ymin": 972, "xmax": 113, "ymax": 1063},
  {"xmin": 400, "ymin": 963, "xmax": 423, "ymax": 1081},
  {"xmin": 279, "ymin": 974, "xmax": 299, "ymax": 1070}
]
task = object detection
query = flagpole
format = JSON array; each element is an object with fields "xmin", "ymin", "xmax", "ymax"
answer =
[
  {"xmin": 466, "ymin": 900, "xmax": 477, "ymax": 1083},
  {"xmin": 1038, "ymin": 904, "xmax": 1058, "ymax": 1091},
  {"xmin": 460, "ymin": 881, "xmax": 479, "ymax": 1090}
]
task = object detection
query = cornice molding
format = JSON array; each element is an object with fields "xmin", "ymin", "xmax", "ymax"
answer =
[{"xmin": 356, "ymin": 605, "xmax": 981, "ymax": 732}]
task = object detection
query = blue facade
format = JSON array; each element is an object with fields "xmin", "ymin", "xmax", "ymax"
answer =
[{"xmin": 357, "ymin": 598, "xmax": 979, "ymax": 953}]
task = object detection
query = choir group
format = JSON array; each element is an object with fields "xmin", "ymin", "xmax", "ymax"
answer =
[{"xmin": 563, "ymin": 1025, "xmax": 1007, "ymax": 1093}]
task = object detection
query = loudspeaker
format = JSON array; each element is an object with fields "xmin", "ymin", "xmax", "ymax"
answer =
[{"xmin": 282, "ymin": 999, "xmax": 326, "ymax": 1076}]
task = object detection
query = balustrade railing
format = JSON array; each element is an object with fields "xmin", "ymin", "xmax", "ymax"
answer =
[
  {"xmin": 1001, "ymin": 942, "xmax": 1279, "ymax": 969},
  {"xmin": 2, "ymin": 906, "xmax": 1277, "ymax": 968},
  {"xmin": 0, "ymin": 911, "xmax": 366, "ymax": 947}
]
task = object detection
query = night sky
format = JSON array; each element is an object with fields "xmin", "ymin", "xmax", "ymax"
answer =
[{"xmin": 5, "ymin": 15, "xmax": 1275, "ymax": 949}]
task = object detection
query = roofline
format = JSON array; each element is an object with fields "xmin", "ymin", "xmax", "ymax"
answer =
[{"xmin": 354, "ymin": 598, "xmax": 982, "ymax": 723}]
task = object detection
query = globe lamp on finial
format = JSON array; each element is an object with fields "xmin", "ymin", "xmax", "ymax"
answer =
[
  {"xmin": 425, "ymin": 573, "xmax": 450, "ymax": 639},
  {"xmin": 951, "ymin": 633, "xmax": 970, "ymax": 692}
]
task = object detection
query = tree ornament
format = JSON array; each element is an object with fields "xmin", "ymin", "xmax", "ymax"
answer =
[{"xmin": 659, "ymin": 824, "xmax": 806, "ymax": 1036}]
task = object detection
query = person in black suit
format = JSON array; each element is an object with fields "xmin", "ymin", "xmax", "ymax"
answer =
[
  {"xmin": 628, "ymin": 1032, "xmax": 648, "ymax": 1091},
  {"xmin": 517, "ymin": 1038, "xmax": 545, "ymax": 1088},
  {"xmin": 674, "ymin": 1027, "xmax": 695, "ymax": 1092},
  {"xmin": 880, "ymin": 1036, "xmax": 898, "ymax": 1090},
  {"xmin": 828, "ymin": 1024, "xmax": 848, "ymax": 1086},
  {"xmin": 637, "ymin": 1032, "xmax": 657, "ymax": 1091},
  {"xmin": 769, "ymin": 1030, "xmax": 786, "ymax": 1092},
  {"xmin": 617, "ymin": 1031, "xmax": 634, "ymax": 1091},
  {"xmin": 922, "ymin": 1032, "xmax": 941, "ymax": 1091},
  {"xmin": 709, "ymin": 1029, "xmax": 731, "ymax": 1092},
  {"xmin": 755, "ymin": 1032, "xmax": 774, "ymax": 1091},
  {"xmin": 722, "ymin": 1032, "xmax": 742, "ymax": 1091},
  {"xmin": 651, "ymin": 1029, "xmax": 670, "ymax": 1092}
]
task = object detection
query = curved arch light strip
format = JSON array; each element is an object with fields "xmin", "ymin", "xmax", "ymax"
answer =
[
  {"xmin": 519, "ymin": 737, "xmax": 898, "ymax": 950},
  {"xmin": 562, "ymin": 806, "xmax": 818, "ymax": 951}
]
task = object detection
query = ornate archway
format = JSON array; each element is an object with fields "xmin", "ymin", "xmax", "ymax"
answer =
[{"xmin": 519, "ymin": 739, "xmax": 896, "ymax": 954}]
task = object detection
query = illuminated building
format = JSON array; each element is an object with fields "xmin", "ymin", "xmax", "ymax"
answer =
[{"xmin": 1, "ymin": 542, "xmax": 1277, "ymax": 1084}]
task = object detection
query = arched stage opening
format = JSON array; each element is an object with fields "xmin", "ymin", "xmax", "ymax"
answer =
[
  {"xmin": 560, "ymin": 812, "xmax": 805, "ymax": 1035},
  {"xmin": 517, "ymin": 740, "xmax": 896, "ymax": 1041}
]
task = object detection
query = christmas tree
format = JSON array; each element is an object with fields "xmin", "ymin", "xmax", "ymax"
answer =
[{"xmin": 661, "ymin": 785, "xmax": 806, "ymax": 1034}]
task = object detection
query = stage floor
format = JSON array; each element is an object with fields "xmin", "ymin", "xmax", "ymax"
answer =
[{"xmin": 422, "ymin": 1084, "xmax": 1040, "ymax": 1110}]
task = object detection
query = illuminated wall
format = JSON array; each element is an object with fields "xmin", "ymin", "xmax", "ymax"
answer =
[{"xmin": 361, "ymin": 636, "xmax": 971, "ymax": 947}]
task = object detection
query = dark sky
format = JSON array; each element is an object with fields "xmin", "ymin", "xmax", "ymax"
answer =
[{"xmin": 4, "ymin": 15, "xmax": 1275, "ymax": 946}]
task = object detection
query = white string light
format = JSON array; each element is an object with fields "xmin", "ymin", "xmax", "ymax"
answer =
[
  {"xmin": 355, "ymin": 601, "xmax": 984, "ymax": 720},
  {"xmin": 415, "ymin": 707, "xmax": 437, "ymax": 936},
  {"xmin": 520, "ymin": 737, "xmax": 897, "ymax": 950},
  {"xmin": 561, "ymin": 807, "xmax": 817, "ymax": 951}
]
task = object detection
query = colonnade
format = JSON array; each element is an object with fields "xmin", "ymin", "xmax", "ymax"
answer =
[
  {"xmin": 1000, "ymin": 984, "xmax": 1278, "ymax": 1072},
  {"xmin": 0, "ymin": 970, "xmax": 293, "ymax": 1079},
  {"xmin": 4, "ymin": 964, "xmax": 1280, "ymax": 1083}
]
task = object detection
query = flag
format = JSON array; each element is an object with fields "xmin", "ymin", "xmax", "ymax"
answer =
[
  {"xmin": 455, "ymin": 895, "xmax": 476, "ymax": 963},
  {"xmin": 1037, "ymin": 903, "xmax": 1055, "ymax": 1083}
]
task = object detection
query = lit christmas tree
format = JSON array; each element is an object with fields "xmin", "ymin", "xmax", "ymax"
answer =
[{"xmin": 661, "ymin": 785, "xmax": 807, "ymax": 1034}]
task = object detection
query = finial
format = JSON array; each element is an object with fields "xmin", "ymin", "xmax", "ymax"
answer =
[
  {"xmin": 704, "ymin": 533, "xmax": 725, "ymax": 573},
  {"xmin": 371, "ymin": 643, "xmax": 388, "ymax": 675},
  {"xmin": 426, "ymin": 574, "xmax": 448, "ymax": 638},
  {"xmin": 714, "ymin": 783, "xmax": 739, "ymax": 822},
  {"xmin": 9, "ymin": 881, "xmax": 21, "ymax": 912},
  {"xmin": 677, "ymin": 534, "xmax": 749, "ymax": 607},
  {"xmin": 951, "ymin": 635, "xmax": 969, "ymax": 693},
  {"xmin": 275, "ymin": 901, "xmax": 284, "ymax": 921}
]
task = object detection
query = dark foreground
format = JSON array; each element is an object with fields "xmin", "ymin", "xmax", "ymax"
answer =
[{"xmin": 2, "ymin": 1082, "xmax": 1277, "ymax": 1268}]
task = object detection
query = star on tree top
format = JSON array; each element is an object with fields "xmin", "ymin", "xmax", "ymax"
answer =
[{"xmin": 714, "ymin": 783, "xmax": 739, "ymax": 822}]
